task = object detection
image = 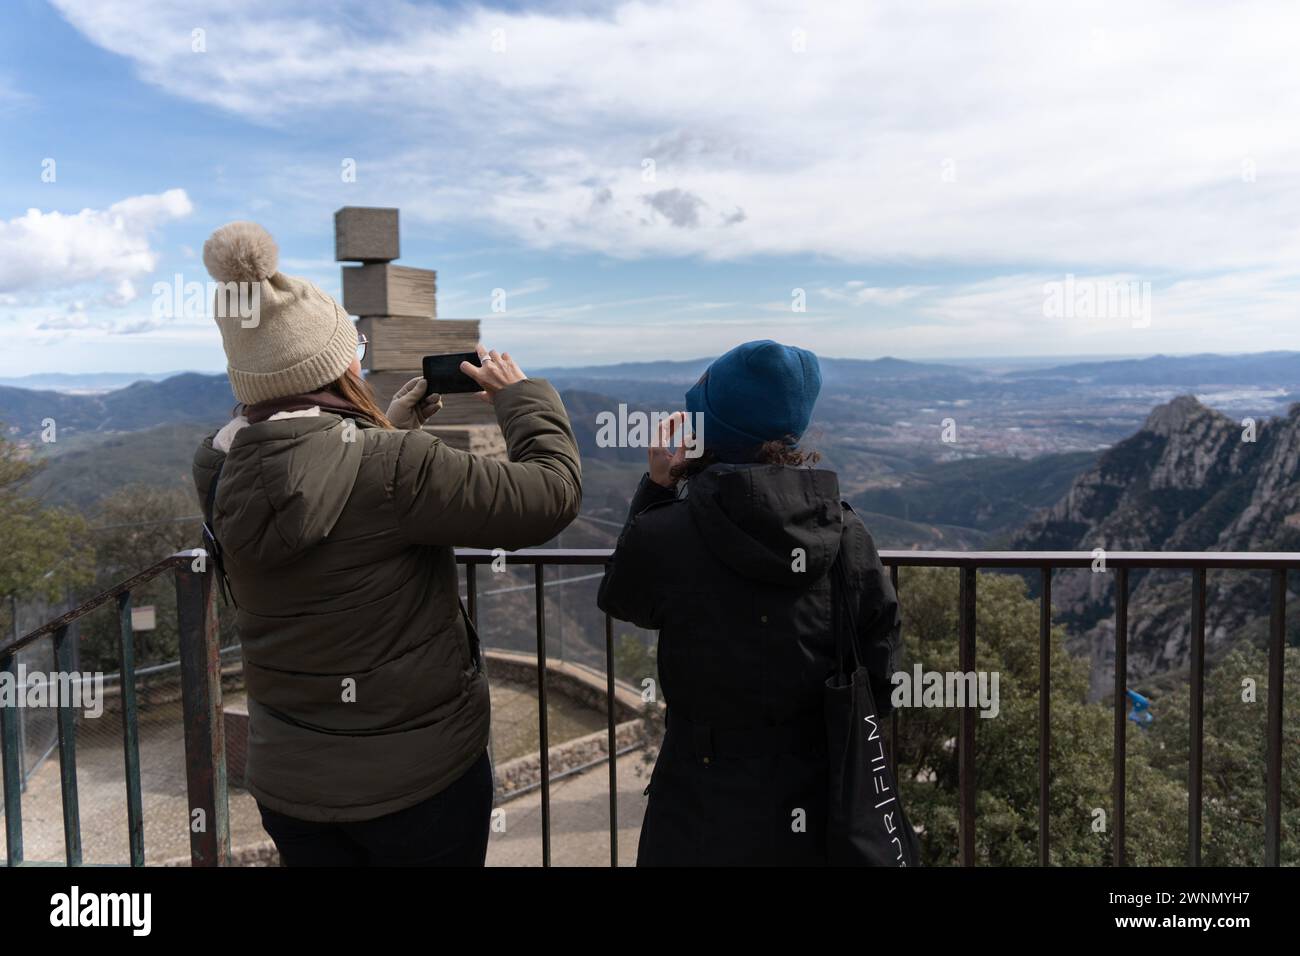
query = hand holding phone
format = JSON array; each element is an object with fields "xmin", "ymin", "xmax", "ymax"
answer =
[
  {"xmin": 456, "ymin": 345, "xmax": 527, "ymax": 404},
  {"xmin": 422, "ymin": 351, "xmax": 485, "ymax": 394},
  {"xmin": 648, "ymin": 411, "xmax": 690, "ymax": 488}
]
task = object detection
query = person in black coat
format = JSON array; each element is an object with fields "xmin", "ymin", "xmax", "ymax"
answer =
[{"xmin": 598, "ymin": 340, "xmax": 902, "ymax": 866}]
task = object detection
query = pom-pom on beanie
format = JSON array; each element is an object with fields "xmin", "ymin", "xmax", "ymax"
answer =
[{"xmin": 203, "ymin": 221, "xmax": 357, "ymax": 405}]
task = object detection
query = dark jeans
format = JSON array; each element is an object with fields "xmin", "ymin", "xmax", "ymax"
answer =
[{"xmin": 257, "ymin": 750, "xmax": 493, "ymax": 867}]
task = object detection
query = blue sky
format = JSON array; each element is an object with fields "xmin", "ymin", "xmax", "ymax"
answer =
[{"xmin": 4, "ymin": 0, "xmax": 1300, "ymax": 376}]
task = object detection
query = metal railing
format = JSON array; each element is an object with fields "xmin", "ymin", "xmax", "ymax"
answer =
[
  {"xmin": 880, "ymin": 550, "xmax": 1292, "ymax": 867},
  {"xmin": 1, "ymin": 548, "xmax": 1292, "ymax": 867},
  {"xmin": 1, "ymin": 550, "xmax": 227, "ymax": 867}
]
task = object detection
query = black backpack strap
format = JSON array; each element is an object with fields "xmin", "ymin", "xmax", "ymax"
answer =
[
  {"xmin": 202, "ymin": 458, "xmax": 237, "ymax": 608},
  {"xmin": 831, "ymin": 552, "xmax": 863, "ymax": 675},
  {"xmin": 203, "ymin": 457, "xmax": 222, "ymax": 525},
  {"xmin": 458, "ymin": 598, "xmax": 483, "ymax": 673},
  {"xmin": 830, "ymin": 505, "xmax": 864, "ymax": 675}
]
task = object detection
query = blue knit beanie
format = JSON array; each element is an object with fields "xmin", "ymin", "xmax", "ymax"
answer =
[{"xmin": 685, "ymin": 340, "xmax": 822, "ymax": 463}]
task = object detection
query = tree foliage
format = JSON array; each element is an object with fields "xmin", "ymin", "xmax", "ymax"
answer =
[
  {"xmin": 0, "ymin": 433, "xmax": 94, "ymax": 636},
  {"xmin": 893, "ymin": 567, "xmax": 1297, "ymax": 866},
  {"xmin": 1145, "ymin": 643, "xmax": 1300, "ymax": 866},
  {"xmin": 75, "ymin": 483, "xmax": 211, "ymax": 670}
]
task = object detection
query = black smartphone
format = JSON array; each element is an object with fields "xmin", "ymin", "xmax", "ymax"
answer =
[{"xmin": 422, "ymin": 351, "xmax": 484, "ymax": 394}]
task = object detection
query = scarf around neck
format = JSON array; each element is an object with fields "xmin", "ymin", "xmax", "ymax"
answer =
[{"xmin": 242, "ymin": 388, "xmax": 375, "ymax": 425}]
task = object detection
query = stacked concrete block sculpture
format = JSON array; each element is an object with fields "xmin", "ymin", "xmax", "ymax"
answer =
[{"xmin": 335, "ymin": 206, "xmax": 505, "ymax": 457}]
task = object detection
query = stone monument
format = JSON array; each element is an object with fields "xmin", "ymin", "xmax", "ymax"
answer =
[{"xmin": 334, "ymin": 206, "xmax": 506, "ymax": 458}]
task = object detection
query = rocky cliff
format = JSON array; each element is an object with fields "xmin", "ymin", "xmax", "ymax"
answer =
[{"xmin": 1013, "ymin": 395, "xmax": 1300, "ymax": 697}]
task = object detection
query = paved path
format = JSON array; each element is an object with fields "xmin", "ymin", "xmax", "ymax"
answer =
[
  {"xmin": 215, "ymin": 749, "xmax": 652, "ymax": 866},
  {"xmin": 1, "ymin": 699, "xmax": 270, "ymax": 865},
  {"xmin": 486, "ymin": 750, "xmax": 649, "ymax": 867},
  {"xmin": 11, "ymin": 747, "xmax": 653, "ymax": 867},
  {"xmin": 4, "ymin": 691, "xmax": 644, "ymax": 866}
]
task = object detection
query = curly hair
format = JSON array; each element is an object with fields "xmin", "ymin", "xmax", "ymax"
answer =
[{"xmin": 669, "ymin": 437, "xmax": 821, "ymax": 482}]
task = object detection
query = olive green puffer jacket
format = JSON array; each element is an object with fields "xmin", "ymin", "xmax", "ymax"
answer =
[{"xmin": 192, "ymin": 378, "xmax": 581, "ymax": 822}]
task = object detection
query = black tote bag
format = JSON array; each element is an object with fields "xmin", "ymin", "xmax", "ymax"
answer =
[{"xmin": 824, "ymin": 552, "xmax": 921, "ymax": 866}]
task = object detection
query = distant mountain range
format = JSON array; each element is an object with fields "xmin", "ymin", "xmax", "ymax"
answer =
[
  {"xmin": 9, "ymin": 350, "xmax": 1300, "ymax": 697},
  {"xmin": 0, "ymin": 371, "xmax": 198, "ymax": 392},
  {"xmin": 1, "ymin": 373, "xmax": 236, "ymax": 441},
  {"xmin": 534, "ymin": 354, "xmax": 967, "ymax": 384},
  {"xmin": 12, "ymin": 349, "xmax": 1300, "ymax": 389},
  {"xmin": 1003, "ymin": 351, "xmax": 1300, "ymax": 386}
]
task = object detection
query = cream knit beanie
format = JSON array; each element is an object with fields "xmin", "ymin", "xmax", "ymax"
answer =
[{"xmin": 202, "ymin": 221, "xmax": 357, "ymax": 405}]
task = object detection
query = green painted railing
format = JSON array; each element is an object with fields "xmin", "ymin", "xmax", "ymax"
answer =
[{"xmin": 1, "ymin": 550, "xmax": 228, "ymax": 867}]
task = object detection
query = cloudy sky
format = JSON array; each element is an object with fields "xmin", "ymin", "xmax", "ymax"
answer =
[{"xmin": 3, "ymin": 0, "xmax": 1300, "ymax": 375}]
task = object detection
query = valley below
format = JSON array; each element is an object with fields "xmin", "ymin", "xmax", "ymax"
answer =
[{"xmin": 7, "ymin": 349, "xmax": 1300, "ymax": 705}]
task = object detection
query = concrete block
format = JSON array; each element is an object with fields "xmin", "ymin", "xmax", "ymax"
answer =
[
  {"xmin": 343, "ymin": 263, "xmax": 436, "ymax": 317},
  {"xmin": 334, "ymin": 206, "xmax": 399, "ymax": 262},
  {"xmin": 356, "ymin": 316, "xmax": 478, "ymax": 372}
]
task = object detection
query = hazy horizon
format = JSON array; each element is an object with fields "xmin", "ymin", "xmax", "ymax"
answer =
[{"xmin": 9, "ymin": 348, "xmax": 1300, "ymax": 386}]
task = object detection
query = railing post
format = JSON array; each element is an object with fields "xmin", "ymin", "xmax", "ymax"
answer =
[
  {"xmin": 464, "ymin": 562, "xmax": 502, "ymax": 795},
  {"xmin": 957, "ymin": 565, "xmax": 977, "ymax": 866},
  {"xmin": 117, "ymin": 592, "xmax": 146, "ymax": 866},
  {"xmin": 1265, "ymin": 568, "xmax": 1285, "ymax": 867},
  {"xmin": 0, "ymin": 649, "xmax": 22, "ymax": 866},
  {"xmin": 174, "ymin": 553, "xmax": 230, "ymax": 867},
  {"xmin": 534, "ymin": 564, "xmax": 551, "ymax": 867},
  {"xmin": 53, "ymin": 626, "xmax": 83, "ymax": 865},
  {"xmin": 605, "ymin": 612, "xmax": 618, "ymax": 868},
  {"xmin": 1038, "ymin": 567, "xmax": 1051, "ymax": 867},
  {"xmin": 1188, "ymin": 567, "xmax": 1206, "ymax": 866},
  {"xmin": 1112, "ymin": 566, "xmax": 1128, "ymax": 867}
]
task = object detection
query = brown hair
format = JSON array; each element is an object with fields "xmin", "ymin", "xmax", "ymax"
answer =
[
  {"xmin": 669, "ymin": 437, "xmax": 821, "ymax": 482},
  {"xmin": 325, "ymin": 367, "xmax": 395, "ymax": 429}
]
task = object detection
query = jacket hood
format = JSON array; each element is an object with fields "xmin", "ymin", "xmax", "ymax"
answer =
[
  {"xmin": 686, "ymin": 463, "xmax": 843, "ymax": 586},
  {"xmin": 195, "ymin": 413, "xmax": 367, "ymax": 567}
]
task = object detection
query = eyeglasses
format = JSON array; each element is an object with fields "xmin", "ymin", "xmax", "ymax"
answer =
[{"xmin": 356, "ymin": 333, "xmax": 369, "ymax": 363}]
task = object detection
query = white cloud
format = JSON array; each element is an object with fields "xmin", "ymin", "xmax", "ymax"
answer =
[
  {"xmin": 819, "ymin": 283, "xmax": 932, "ymax": 307},
  {"xmin": 34, "ymin": 308, "xmax": 163, "ymax": 336},
  {"xmin": 492, "ymin": 270, "xmax": 1300, "ymax": 363},
  {"xmin": 495, "ymin": 277, "xmax": 550, "ymax": 304},
  {"xmin": 0, "ymin": 189, "xmax": 193, "ymax": 294},
  {"xmin": 0, "ymin": 74, "xmax": 32, "ymax": 114},
  {"xmin": 48, "ymin": 0, "xmax": 1300, "ymax": 273},
  {"xmin": 104, "ymin": 278, "xmax": 138, "ymax": 306},
  {"xmin": 111, "ymin": 317, "xmax": 165, "ymax": 335},
  {"xmin": 796, "ymin": 271, "xmax": 1300, "ymax": 358},
  {"xmin": 36, "ymin": 312, "xmax": 95, "ymax": 332}
]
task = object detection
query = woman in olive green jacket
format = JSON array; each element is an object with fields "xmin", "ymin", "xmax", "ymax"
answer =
[{"xmin": 192, "ymin": 222, "xmax": 581, "ymax": 865}]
